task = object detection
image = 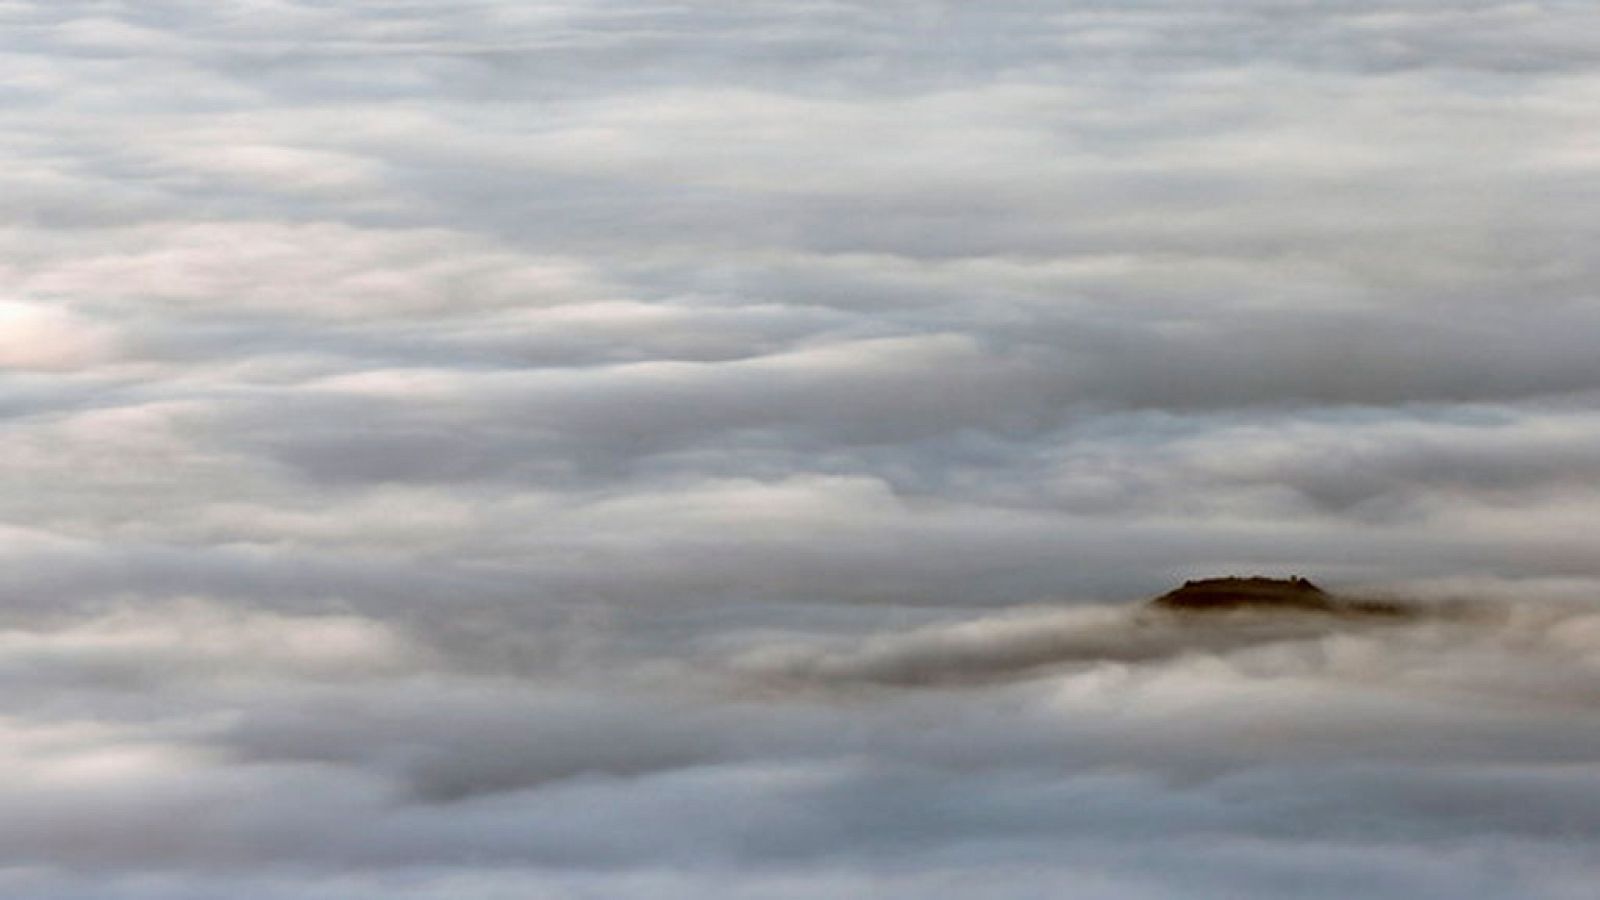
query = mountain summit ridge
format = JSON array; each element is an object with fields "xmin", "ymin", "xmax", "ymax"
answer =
[{"xmin": 1151, "ymin": 576, "xmax": 1406, "ymax": 616}]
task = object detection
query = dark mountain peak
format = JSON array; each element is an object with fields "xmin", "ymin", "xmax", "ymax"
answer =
[{"xmin": 1152, "ymin": 576, "xmax": 1405, "ymax": 616}]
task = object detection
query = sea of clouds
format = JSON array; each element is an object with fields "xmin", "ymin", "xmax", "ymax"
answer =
[{"xmin": 3, "ymin": 1, "xmax": 1600, "ymax": 896}]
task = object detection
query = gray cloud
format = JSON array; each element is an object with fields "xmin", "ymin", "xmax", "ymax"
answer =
[
  {"xmin": 2, "ymin": 591, "xmax": 1599, "ymax": 898},
  {"xmin": 4, "ymin": 0, "xmax": 1600, "ymax": 896}
]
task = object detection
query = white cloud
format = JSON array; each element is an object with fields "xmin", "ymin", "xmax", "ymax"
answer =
[
  {"xmin": 2, "ymin": 0, "xmax": 1599, "ymax": 895},
  {"xmin": 0, "ymin": 301, "xmax": 117, "ymax": 370}
]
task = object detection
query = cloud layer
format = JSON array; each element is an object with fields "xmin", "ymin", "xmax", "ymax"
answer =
[{"xmin": 4, "ymin": 1, "xmax": 1600, "ymax": 896}]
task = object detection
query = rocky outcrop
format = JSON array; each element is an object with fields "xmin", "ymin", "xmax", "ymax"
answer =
[{"xmin": 1151, "ymin": 576, "xmax": 1406, "ymax": 616}]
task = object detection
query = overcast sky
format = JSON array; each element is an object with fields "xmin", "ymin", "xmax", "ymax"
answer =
[{"xmin": 3, "ymin": 1, "xmax": 1600, "ymax": 897}]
